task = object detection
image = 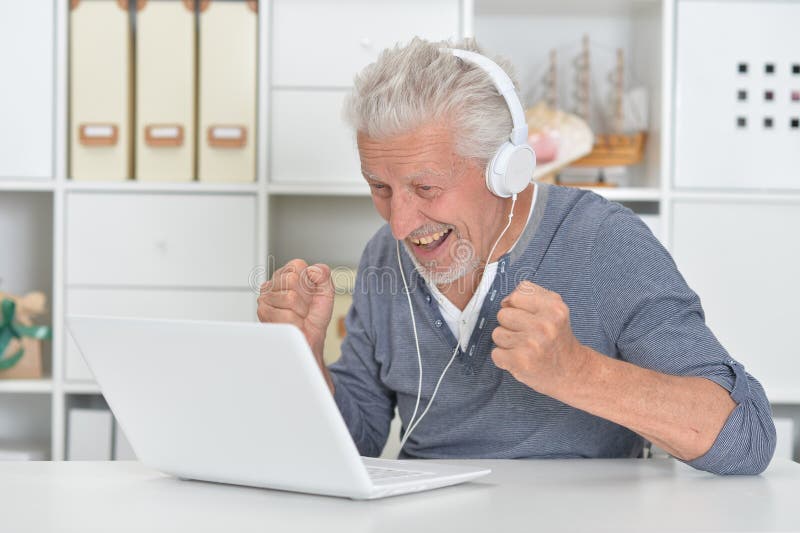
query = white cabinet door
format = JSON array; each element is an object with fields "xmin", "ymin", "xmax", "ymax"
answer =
[
  {"xmin": 271, "ymin": 0, "xmax": 461, "ymax": 88},
  {"xmin": 270, "ymin": 90, "xmax": 363, "ymax": 185},
  {"xmin": 671, "ymin": 200, "xmax": 800, "ymax": 402},
  {"xmin": 675, "ymin": 1, "xmax": 800, "ymax": 190},
  {"xmin": 66, "ymin": 193, "xmax": 257, "ymax": 287},
  {"xmin": 0, "ymin": 0, "xmax": 54, "ymax": 179},
  {"xmin": 65, "ymin": 287, "xmax": 257, "ymax": 381}
]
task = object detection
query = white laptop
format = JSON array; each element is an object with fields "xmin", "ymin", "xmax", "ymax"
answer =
[{"xmin": 66, "ymin": 315, "xmax": 490, "ymax": 499}]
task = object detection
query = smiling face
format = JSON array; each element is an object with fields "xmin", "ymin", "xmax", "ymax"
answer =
[{"xmin": 358, "ymin": 122, "xmax": 510, "ymax": 288}]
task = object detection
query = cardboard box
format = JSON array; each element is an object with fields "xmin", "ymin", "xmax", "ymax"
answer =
[{"xmin": 0, "ymin": 337, "xmax": 43, "ymax": 380}]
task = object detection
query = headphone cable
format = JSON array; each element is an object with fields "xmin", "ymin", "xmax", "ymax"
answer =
[{"xmin": 397, "ymin": 193, "xmax": 518, "ymax": 454}]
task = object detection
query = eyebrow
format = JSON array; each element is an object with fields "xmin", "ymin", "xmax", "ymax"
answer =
[
  {"xmin": 361, "ymin": 168, "xmax": 447, "ymax": 182},
  {"xmin": 361, "ymin": 169, "xmax": 383, "ymax": 182}
]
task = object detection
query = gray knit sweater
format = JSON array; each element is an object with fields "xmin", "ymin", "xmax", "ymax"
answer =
[{"xmin": 329, "ymin": 184, "xmax": 776, "ymax": 475}]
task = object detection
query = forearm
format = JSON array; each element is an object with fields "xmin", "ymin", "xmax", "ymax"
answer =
[
  {"xmin": 554, "ymin": 346, "xmax": 737, "ymax": 461},
  {"xmin": 329, "ymin": 369, "xmax": 393, "ymax": 457}
]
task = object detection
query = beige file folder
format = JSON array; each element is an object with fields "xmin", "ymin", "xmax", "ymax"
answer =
[
  {"xmin": 70, "ymin": 0, "xmax": 132, "ymax": 181},
  {"xmin": 197, "ymin": 0, "xmax": 257, "ymax": 182},
  {"xmin": 135, "ymin": 0, "xmax": 196, "ymax": 182}
]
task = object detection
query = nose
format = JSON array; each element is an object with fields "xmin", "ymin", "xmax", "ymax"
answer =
[{"xmin": 388, "ymin": 192, "xmax": 424, "ymax": 240}]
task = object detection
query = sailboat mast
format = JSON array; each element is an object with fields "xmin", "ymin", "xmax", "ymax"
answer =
[
  {"xmin": 614, "ymin": 48, "xmax": 624, "ymax": 134},
  {"xmin": 576, "ymin": 34, "xmax": 591, "ymax": 123},
  {"xmin": 547, "ymin": 49, "xmax": 558, "ymax": 108}
]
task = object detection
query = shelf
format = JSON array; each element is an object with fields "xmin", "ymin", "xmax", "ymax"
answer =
[
  {"xmin": 476, "ymin": 0, "xmax": 660, "ymax": 16},
  {"xmin": 268, "ymin": 182, "xmax": 371, "ymax": 196},
  {"xmin": 767, "ymin": 389, "xmax": 800, "ymax": 405},
  {"xmin": 562, "ymin": 186, "xmax": 662, "ymax": 202},
  {"xmin": 0, "ymin": 380, "xmax": 54, "ymax": 394},
  {"xmin": 62, "ymin": 382, "xmax": 101, "ymax": 394},
  {"xmin": 66, "ymin": 181, "xmax": 259, "ymax": 194},
  {"xmin": 670, "ymin": 190, "xmax": 800, "ymax": 204},
  {"xmin": 268, "ymin": 182, "xmax": 661, "ymax": 202},
  {"xmin": 0, "ymin": 180, "xmax": 55, "ymax": 192}
]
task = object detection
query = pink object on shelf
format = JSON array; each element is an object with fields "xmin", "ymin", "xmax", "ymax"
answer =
[{"xmin": 527, "ymin": 131, "xmax": 559, "ymax": 163}]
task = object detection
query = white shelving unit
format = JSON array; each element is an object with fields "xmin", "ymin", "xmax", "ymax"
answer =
[
  {"xmin": 1, "ymin": 0, "xmax": 797, "ymax": 461},
  {"xmin": 65, "ymin": 181, "xmax": 260, "ymax": 194},
  {"xmin": 0, "ymin": 0, "xmax": 270, "ymax": 461},
  {"xmin": 0, "ymin": 181, "xmax": 56, "ymax": 192},
  {"xmin": 61, "ymin": 382, "xmax": 101, "ymax": 395},
  {"xmin": 0, "ymin": 381, "xmax": 55, "ymax": 394},
  {"xmin": 267, "ymin": 183, "xmax": 371, "ymax": 197}
]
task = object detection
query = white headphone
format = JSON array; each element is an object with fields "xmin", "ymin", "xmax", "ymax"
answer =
[
  {"xmin": 447, "ymin": 48, "xmax": 536, "ymax": 198},
  {"xmin": 396, "ymin": 49, "xmax": 534, "ymax": 454}
]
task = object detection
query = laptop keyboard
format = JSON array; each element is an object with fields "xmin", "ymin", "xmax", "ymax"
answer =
[{"xmin": 367, "ymin": 466, "xmax": 430, "ymax": 481}]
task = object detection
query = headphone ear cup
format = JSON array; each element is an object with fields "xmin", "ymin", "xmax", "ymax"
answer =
[{"xmin": 485, "ymin": 143, "xmax": 536, "ymax": 198}]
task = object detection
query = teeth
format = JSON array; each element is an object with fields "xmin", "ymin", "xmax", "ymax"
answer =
[{"xmin": 411, "ymin": 229, "xmax": 450, "ymax": 246}]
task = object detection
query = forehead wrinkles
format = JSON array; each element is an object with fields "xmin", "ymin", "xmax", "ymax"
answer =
[
  {"xmin": 358, "ymin": 128, "xmax": 457, "ymax": 175},
  {"xmin": 362, "ymin": 154, "xmax": 469, "ymax": 184},
  {"xmin": 362, "ymin": 164, "xmax": 455, "ymax": 186},
  {"xmin": 360, "ymin": 138, "xmax": 449, "ymax": 156},
  {"xmin": 357, "ymin": 125, "xmax": 451, "ymax": 151},
  {"xmin": 361, "ymin": 148, "xmax": 449, "ymax": 175}
]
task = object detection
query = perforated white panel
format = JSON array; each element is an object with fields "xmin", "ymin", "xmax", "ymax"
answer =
[{"xmin": 675, "ymin": 1, "xmax": 800, "ymax": 190}]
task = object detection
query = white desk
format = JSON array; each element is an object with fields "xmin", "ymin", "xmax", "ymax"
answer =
[{"xmin": 2, "ymin": 458, "xmax": 799, "ymax": 532}]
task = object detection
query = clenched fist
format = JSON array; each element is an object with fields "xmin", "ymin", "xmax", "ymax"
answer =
[
  {"xmin": 491, "ymin": 280, "xmax": 590, "ymax": 399},
  {"xmin": 257, "ymin": 259, "xmax": 335, "ymax": 387}
]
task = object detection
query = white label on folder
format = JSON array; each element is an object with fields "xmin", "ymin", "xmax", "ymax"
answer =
[
  {"xmin": 211, "ymin": 127, "xmax": 244, "ymax": 140},
  {"xmin": 84, "ymin": 125, "xmax": 114, "ymax": 138},
  {"xmin": 149, "ymin": 126, "xmax": 180, "ymax": 139}
]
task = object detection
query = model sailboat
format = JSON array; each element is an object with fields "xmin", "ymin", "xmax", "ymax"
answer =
[
  {"xmin": 570, "ymin": 36, "xmax": 647, "ymax": 176},
  {"xmin": 536, "ymin": 35, "xmax": 649, "ymax": 186}
]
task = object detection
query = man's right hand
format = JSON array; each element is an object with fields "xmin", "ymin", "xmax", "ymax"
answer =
[{"xmin": 257, "ymin": 259, "xmax": 335, "ymax": 389}]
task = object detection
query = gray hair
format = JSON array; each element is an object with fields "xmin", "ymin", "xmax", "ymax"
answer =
[{"xmin": 342, "ymin": 37, "xmax": 519, "ymax": 165}]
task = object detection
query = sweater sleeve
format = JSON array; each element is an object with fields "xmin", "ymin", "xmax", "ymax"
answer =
[
  {"xmin": 327, "ymin": 253, "xmax": 396, "ymax": 457},
  {"xmin": 589, "ymin": 205, "xmax": 776, "ymax": 475}
]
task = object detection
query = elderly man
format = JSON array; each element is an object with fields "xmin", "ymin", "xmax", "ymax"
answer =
[{"xmin": 257, "ymin": 38, "xmax": 775, "ymax": 474}]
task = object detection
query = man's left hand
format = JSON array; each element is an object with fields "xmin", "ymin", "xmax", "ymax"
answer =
[{"xmin": 491, "ymin": 280, "xmax": 591, "ymax": 397}]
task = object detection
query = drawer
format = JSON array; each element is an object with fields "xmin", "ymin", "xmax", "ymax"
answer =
[
  {"xmin": 65, "ymin": 287, "xmax": 258, "ymax": 381},
  {"xmin": 271, "ymin": 0, "xmax": 461, "ymax": 88},
  {"xmin": 270, "ymin": 90, "xmax": 363, "ymax": 185},
  {"xmin": 66, "ymin": 193, "xmax": 256, "ymax": 287}
]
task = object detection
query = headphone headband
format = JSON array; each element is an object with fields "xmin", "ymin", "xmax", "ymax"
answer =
[
  {"xmin": 442, "ymin": 47, "xmax": 536, "ymax": 198},
  {"xmin": 445, "ymin": 48, "xmax": 529, "ymax": 146}
]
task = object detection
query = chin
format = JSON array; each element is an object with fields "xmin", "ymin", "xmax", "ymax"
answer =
[{"xmin": 405, "ymin": 244, "xmax": 480, "ymax": 288}]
